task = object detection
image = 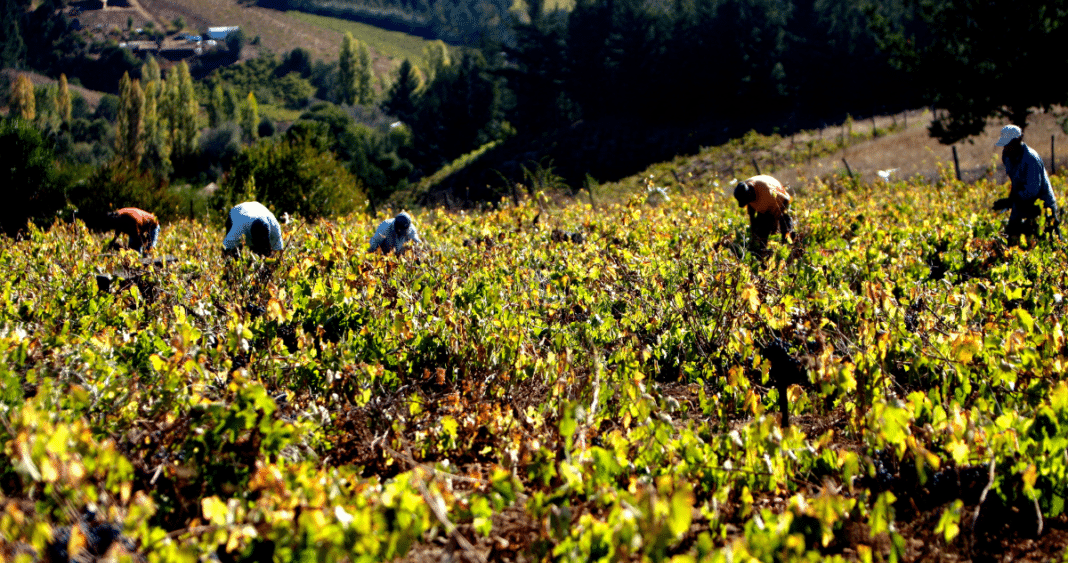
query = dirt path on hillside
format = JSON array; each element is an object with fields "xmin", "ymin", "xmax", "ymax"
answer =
[
  {"xmin": 121, "ymin": 0, "xmax": 167, "ymax": 32},
  {"xmin": 776, "ymin": 109, "xmax": 1068, "ymax": 188}
]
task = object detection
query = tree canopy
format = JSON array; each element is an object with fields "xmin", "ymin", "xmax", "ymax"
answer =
[{"xmin": 870, "ymin": 0, "xmax": 1068, "ymax": 144}]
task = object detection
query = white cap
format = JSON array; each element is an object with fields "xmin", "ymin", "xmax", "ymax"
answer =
[{"xmin": 995, "ymin": 125, "xmax": 1022, "ymax": 147}]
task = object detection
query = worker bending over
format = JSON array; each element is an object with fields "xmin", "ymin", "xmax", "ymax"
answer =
[
  {"xmin": 223, "ymin": 201, "xmax": 285, "ymax": 257},
  {"xmin": 733, "ymin": 174, "xmax": 794, "ymax": 253},
  {"xmin": 108, "ymin": 207, "xmax": 160, "ymax": 255}
]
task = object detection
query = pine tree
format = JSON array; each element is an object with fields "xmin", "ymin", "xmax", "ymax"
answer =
[
  {"xmin": 356, "ymin": 41, "xmax": 374, "ymax": 105},
  {"xmin": 338, "ymin": 32, "xmax": 358, "ymax": 105},
  {"xmin": 10, "ymin": 74, "xmax": 35, "ymax": 121},
  {"xmin": 381, "ymin": 59, "xmax": 422, "ymax": 123},
  {"xmin": 241, "ymin": 91, "xmax": 259, "ymax": 142},
  {"xmin": 0, "ymin": 0, "xmax": 25, "ymax": 69},
  {"xmin": 57, "ymin": 73, "xmax": 71, "ymax": 124}
]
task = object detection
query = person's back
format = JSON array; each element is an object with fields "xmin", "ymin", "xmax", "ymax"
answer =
[
  {"xmin": 733, "ymin": 175, "xmax": 793, "ymax": 253},
  {"xmin": 108, "ymin": 207, "xmax": 159, "ymax": 255},
  {"xmin": 369, "ymin": 212, "xmax": 421, "ymax": 255},
  {"xmin": 223, "ymin": 202, "xmax": 284, "ymax": 256}
]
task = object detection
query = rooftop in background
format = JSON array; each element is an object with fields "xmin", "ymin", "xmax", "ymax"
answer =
[{"xmin": 207, "ymin": 26, "xmax": 239, "ymax": 39}]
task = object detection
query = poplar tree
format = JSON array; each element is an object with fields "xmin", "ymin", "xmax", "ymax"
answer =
[
  {"xmin": 116, "ymin": 72, "xmax": 145, "ymax": 166},
  {"xmin": 338, "ymin": 32, "xmax": 357, "ymax": 105},
  {"xmin": 422, "ymin": 40, "xmax": 450, "ymax": 83},
  {"xmin": 141, "ymin": 80, "xmax": 172, "ymax": 176},
  {"xmin": 172, "ymin": 61, "xmax": 200, "ymax": 161},
  {"xmin": 10, "ymin": 74, "xmax": 35, "ymax": 121},
  {"xmin": 142, "ymin": 56, "xmax": 162, "ymax": 85},
  {"xmin": 223, "ymin": 86, "xmax": 239, "ymax": 123},
  {"xmin": 208, "ymin": 83, "xmax": 226, "ymax": 127},
  {"xmin": 356, "ymin": 41, "xmax": 374, "ymax": 105},
  {"xmin": 57, "ymin": 74, "xmax": 71, "ymax": 124},
  {"xmin": 241, "ymin": 91, "xmax": 259, "ymax": 142}
]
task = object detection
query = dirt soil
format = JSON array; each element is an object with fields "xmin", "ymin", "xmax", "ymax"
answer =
[{"xmin": 778, "ymin": 109, "xmax": 1068, "ymax": 188}]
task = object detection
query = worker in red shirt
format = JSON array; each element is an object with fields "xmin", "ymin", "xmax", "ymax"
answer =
[
  {"xmin": 733, "ymin": 175, "xmax": 793, "ymax": 253},
  {"xmin": 107, "ymin": 207, "xmax": 160, "ymax": 255}
]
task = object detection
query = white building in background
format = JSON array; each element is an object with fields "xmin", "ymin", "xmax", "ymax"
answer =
[{"xmin": 207, "ymin": 26, "xmax": 240, "ymax": 40}]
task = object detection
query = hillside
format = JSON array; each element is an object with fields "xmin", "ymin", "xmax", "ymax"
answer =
[
  {"xmin": 73, "ymin": 0, "xmax": 439, "ymax": 74},
  {"xmin": 603, "ymin": 109, "xmax": 1068, "ymax": 204}
]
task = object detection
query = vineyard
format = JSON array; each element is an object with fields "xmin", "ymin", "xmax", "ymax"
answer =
[{"xmin": 3, "ymin": 166, "xmax": 1068, "ymax": 562}]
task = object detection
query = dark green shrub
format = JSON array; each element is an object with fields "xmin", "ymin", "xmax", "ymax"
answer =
[
  {"xmin": 0, "ymin": 120, "xmax": 68, "ymax": 236},
  {"xmin": 69, "ymin": 161, "xmax": 183, "ymax": 229},
  {"xmin": 218, "ymin": 132, "xmax": 367, "ymax": 219}
]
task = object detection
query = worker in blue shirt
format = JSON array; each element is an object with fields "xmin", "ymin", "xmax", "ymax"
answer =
[
  {"xmin": 369, "ymin": 211, "xmax": 421, "ymax": 255},
  {"xmin": 993, "ymin": 125, "xmax": 1059, "ymax": 240}
]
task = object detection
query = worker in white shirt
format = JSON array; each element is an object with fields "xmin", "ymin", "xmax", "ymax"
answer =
[{"xmin": 223, "ymin": 201, "xmax": 285, "ymax": 257}]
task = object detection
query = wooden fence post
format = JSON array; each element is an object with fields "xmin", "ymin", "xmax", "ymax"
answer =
[
  {"xmin": 952, "ymin": 146, "xmax": 962, "ymax": 182},
  {"xmin": 841, "ymin": 158, "xmax": 855, "ymax": 186}
]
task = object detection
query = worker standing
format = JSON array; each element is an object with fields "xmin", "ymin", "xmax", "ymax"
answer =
[{"xmin": 993, "ymin": 125, "xmax": 1059, "ymax": 240}]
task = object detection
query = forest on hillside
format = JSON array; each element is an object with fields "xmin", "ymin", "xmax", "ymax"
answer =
[{"xmin": 1, "ymin": 0, "xmax": 1067, "ymax": 231}]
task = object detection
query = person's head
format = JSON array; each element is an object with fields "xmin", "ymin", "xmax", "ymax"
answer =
[
  {"xmin": 733, "ymin": 181, "xmax": 756, "ymax": 208},
  {"xmin": 393, "ymin": 212, "xmax": 412, "ymax": 235},
  {"xmin": 249, "ymin": 218, "xmax": 271, "ymax": 256},
  {"xmin": 996, "ymin": 125, "xmax": 1023, "ymax": 151}
]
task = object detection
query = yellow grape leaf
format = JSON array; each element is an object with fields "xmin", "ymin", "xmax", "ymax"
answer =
[
  {"xmin": 1052, "ymin": 381, "xmax": 1068, "ymax": 413},
  {"xmin": 149, "ymin": 354, "xmax": 166, "ymax": 372},
  {"xmin": 947, "ymin": 439, "xmax": 969, "ymax": 466},
  {"xmin": 39, "ymin": 457, "xmax": 58, "ymax": 483},
  {"xmin": 202, "ymin": 496, "xmax": 229, "ymax": 525},
  {"xmin": 950, "ymin": 332, "xmax": 981, "ymax": 364},
  {"xmin": 1015, "ymin": 308, "xmax": 1035, "ymax": 332},
  {"xmin": 67, "ymin": 524, "xmax": 88, "ymax": 557},
  {"xmin": 740, "ymin": 284, "xmax": 760, "ymax": 313},
  {"xmin": 1022, "ymin": 464, "xmax": 1037, "ymax": 491}
]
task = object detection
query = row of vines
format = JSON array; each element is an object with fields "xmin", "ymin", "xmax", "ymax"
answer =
[{"xmin": 2, "ymin": 166, "xmax": 1068, "ymax": 561}]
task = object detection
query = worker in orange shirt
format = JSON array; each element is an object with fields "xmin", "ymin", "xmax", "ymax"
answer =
[
  {"xmin": 107, "ymin": 207, "xmax": 160, "ymax": 255},
  {"xmin": 733, "ymin": 175, "xmax": 793, "ymax": 254}
]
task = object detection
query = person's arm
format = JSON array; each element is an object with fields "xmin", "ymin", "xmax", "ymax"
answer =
[
  {"xmin": 146, "ymin": 223, "xmax": 160, "ymax": 251},
  {"xmin": 222, "ymin": 218, "xmax": 245, "ymax": 250},
  {"xmin": 368, "ymin": 220, "xmax": 390, "ymax": 253},
  {"xmin": 271, "ymin": 221, "xmax": 284, "ymax": 251}
]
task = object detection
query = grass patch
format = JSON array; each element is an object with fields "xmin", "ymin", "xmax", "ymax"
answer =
[
  {"xmin": 286, "ymin": 11, "xmax": 438, "ymax": 66},
  {"xmin": 258, "ymin": 103, "xmax": 304, "ymax": 123}
]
